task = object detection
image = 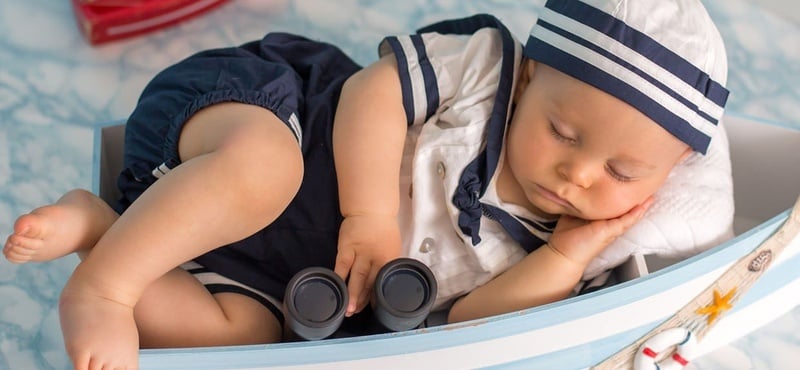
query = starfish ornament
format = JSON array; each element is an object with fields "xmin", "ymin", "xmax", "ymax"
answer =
[{"xmin": 695, "ymin": 288, "xmax": 737, "ymax": 325}]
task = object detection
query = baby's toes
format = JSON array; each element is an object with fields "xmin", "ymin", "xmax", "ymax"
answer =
[{"xmin": 3, "ymin": 237, "xmax": 40, "ymax": 263}]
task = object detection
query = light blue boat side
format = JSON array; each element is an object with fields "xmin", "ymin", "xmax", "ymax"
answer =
[{"xmin": 131, "ymin": 207, "xmax": 797, "ymax": 369}]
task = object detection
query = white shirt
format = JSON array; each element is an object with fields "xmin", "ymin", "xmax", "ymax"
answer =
[{"xmin": 380, "ymin": 15, "xmax": 557, "ymax": 308}]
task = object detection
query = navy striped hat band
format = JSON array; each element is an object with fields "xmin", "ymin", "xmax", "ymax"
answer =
[{"xmin": 524, "ymin": 0, "xmax": 730, "ymax": 154}]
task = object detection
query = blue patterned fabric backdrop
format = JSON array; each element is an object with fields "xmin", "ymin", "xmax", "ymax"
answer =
[{"xmin": 0, "ymin": 1, "xmax": 798, "ymax": 369}]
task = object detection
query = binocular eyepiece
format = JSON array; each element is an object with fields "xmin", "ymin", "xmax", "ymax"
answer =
[
  {"xmin": 283, "ymin": 258, "xmax": 438, "ymax": 340},
  {"xmin": 283, "ymin": 267, "xmax": 349, "ymax": 341},
  {"xmin": 372, "ymin": 257, "xmax": 438, "ymax": 332}
]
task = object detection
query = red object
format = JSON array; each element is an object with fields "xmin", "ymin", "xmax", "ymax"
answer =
[
  {"xmin": 71, "ymin": 0, "xmax": 230, "ymax": 45},
  {"xmin": 77, "ymin": 0, "xmax": 151, "ymax": 6},
  {"xmin": 671, "ymin": 353, "xmax": 690, "ymax": 366}
]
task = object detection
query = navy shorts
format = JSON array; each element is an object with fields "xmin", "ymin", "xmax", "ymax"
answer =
[{"xmin": 115, "ymin": 32, "xmax": 362, "ymax": 312}]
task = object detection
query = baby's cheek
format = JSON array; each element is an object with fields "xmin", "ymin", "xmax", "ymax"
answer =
[{"xmin": 593, "ymin": 190, "xmax": 642, "ymax": 219}]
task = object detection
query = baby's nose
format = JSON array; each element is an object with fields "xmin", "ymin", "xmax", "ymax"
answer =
[{"xmin": 558, "ymin": 160, "xmax": 594, "ymax": 189}]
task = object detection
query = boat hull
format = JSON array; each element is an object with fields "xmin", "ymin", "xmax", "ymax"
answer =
[
  {"xmin": 133, "ymin": 212, "xmax": 799, "ymax": 369},
  {"xmin": 90, "ymin": 114, "xmax": 799, "ymax": 369}
]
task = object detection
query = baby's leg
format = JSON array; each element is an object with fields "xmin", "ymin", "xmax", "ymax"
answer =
[
  {"xmin": 60, "ymin": 266, "xmax": 282, "ymax": 370},
  {"xmin": 59, "ymin": 102, "xmax": 303, "ymax": 370},
  {"xmin": 3, "ymin": 189, "xmax": 118, "ymax": 263},
  {"xmin": 135, "ymin": 268, "xmax": 282, "ymax": 348},
  {"xmin": 59, "ymin": 270, "xmax": 284, "ymax": 370}
]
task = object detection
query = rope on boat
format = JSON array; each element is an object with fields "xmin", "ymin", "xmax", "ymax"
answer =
[{"xmin": 592, "ymin": 195, "xmax": 800, "ymax": 370}]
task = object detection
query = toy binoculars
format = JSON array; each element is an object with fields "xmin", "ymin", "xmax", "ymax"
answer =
[{"xmin": 283, "ymin": 258, "xmax": 438, "ymax": 340}]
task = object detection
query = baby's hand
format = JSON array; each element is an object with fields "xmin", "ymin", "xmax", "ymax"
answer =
[
  {"xmin": 334, "ymin": 214, "xmax": 402, "ymax": 316},
  {"xmin": 548, "ymin": 197, "xmax": 654, "ymax": 267}
]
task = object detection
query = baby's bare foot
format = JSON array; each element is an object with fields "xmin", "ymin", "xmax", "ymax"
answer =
[
  {"xmin": 59, "ymin": 288, "xmax": 139, "ymax": 370},
  {"xmin": 3, "ymin": 189, "xmax": 117, "ymax": 263}
]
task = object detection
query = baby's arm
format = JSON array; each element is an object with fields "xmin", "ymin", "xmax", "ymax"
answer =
[
  {"xmin": 332, "ymin": 55, "xmax": 407, "ymax": 316},
  {"xmin": 447, "ymin": 197, "xmax": 654, "ymax": 323}
]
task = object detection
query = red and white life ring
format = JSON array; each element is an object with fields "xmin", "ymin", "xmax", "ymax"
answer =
[{"xmin": 633, "ymin": 327, "xmax": 699, "ymax": 370}]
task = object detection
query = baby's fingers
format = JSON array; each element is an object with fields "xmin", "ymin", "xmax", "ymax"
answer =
[
  {"xmin": 622, "ymin": 196, "xmax": 654, "ymax": 224},
  {"xmin": 605, "ymin": 196, "xmax": 654, "ymax": 237},
  {"xmin": 356, "ymin": 267, "xmax": 378, "ymax": 314},
  {"xmin": 345, "ymin": 257, "xmax": 371, "ymax": 316},
  {"xmin": 334, "ymin": 248, "xmax": 355, "ymax": 282}
]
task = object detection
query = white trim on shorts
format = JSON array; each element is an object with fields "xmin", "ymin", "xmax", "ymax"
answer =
[{"xmin": 180, "ymin": 261, "xmax": 284, "ymax": 322}]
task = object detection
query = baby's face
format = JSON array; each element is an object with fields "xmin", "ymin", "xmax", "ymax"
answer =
[{"xmin": 500, "ymin": 62, "xmax": 691, "ymax": 220}]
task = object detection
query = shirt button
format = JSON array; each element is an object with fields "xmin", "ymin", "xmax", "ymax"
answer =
[
  {"xmin": 419, "ymin": 237, "xmax": 436, "ymax": 253},
  {"xmin": 436, "ymin": 162, "xmax": 446, "ymax": 179}
]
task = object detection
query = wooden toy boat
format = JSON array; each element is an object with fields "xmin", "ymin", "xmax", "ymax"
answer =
[{"xmin": 92, "ymin": 113, "xmax": 800, "ymax": 369}]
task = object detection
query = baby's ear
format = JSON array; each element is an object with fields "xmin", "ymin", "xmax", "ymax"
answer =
[
  {"xmin": 514, "ymin": 59, "xmax": 537, "ymax": 102},
  {"xmin": 524, "ymin": 59, "xmax": 537, "ymax": 79}
]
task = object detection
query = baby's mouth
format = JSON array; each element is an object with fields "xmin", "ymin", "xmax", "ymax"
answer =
[{"xmin": 535, "ymin": 184, "xmax": 577, "ymax": 211}]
